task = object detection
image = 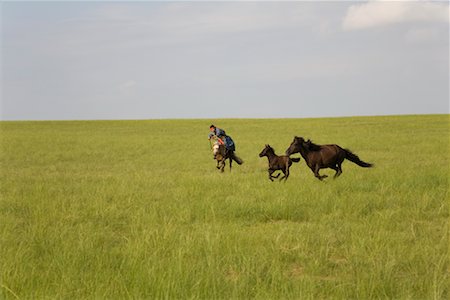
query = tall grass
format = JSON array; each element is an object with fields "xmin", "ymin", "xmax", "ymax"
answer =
[{"xmin": 0, "ymin": 115, "xmax": 448, "ymax": 298}]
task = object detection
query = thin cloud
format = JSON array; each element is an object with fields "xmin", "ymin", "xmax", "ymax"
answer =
[
  {"xmin": 404, "ymin": 27, "xmax": 440, "ymax": 43},
  {"xmin": 48, "ymin": 2, "xmax": 329, "ymax": 55},
  {"xmin": 92, "ymin": 2, "xmax": 317, "ymax": 37},
  {"xmin": 342, "ymin": 1, "xmax": 449, "ymax": 31},
  {"xmin": 118, "ymin": 80, "xmax": 137, "ymax": 91}
]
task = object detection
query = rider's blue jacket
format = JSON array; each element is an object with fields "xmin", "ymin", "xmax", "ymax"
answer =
[{"xmin": 208, "ymin": 127, "xmax": 226, "ymax": 139}]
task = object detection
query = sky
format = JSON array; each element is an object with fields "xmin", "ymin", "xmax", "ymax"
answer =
[{"xmin": 1, "ymin": 0, "xmax": 449, "ymax": 120}]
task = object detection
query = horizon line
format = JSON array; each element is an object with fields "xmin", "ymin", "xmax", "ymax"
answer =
[{"xmin": 0, "ymin": 113, "xmax": 448, "ymax": 123}]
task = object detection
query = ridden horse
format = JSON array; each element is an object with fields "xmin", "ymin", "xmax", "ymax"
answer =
[
  {"xmin": 212, "ymin": 141, "xmax": 243, "ymax": 172},
  {"xmin": 259, "ymin": 144, "xmax": 300, "ymax": 181},
  {"xmin": 285, "ymin": 136, "xmax": 373, "ymax": 180}
]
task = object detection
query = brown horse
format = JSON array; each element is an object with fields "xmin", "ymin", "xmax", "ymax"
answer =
[
  {"xmin": 259, "ymin": 144, "xmax": 300, "ymax": 181},
  {"xmin": 285, "ymin": 136, "xmax": 373, "ymax": 180},
  {"xmin": 212, "ymin": 142, "xmax": 243, "ymax": 172}
]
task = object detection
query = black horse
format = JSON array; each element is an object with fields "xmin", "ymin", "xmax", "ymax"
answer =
[
  {"xmin": 285, "ymin": 136, "xmax": 373, "ymax": 180},
  {"xmin": 212, "ymin": 142, "xmax": 243, "ymax": 172},
  {"xmin": 259, "ymin": 144, "xmax": 300, "ymax": 181}
]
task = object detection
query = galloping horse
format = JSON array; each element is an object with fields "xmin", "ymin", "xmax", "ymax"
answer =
[
  {"xmin": 285, "ymin": 136, "xmax": 373, "ymax": 180},
  {"xmin": 259, "ymin": 144, "xmax": 300, "ymax": 181},
  {"xmin": 212, "ymin": 141, "xmax": 243, "ymax": 172}
]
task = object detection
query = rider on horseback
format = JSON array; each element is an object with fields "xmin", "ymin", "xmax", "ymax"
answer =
[
  {"xmin": 208, "ymin": 124, "xmax": 235, "ymax": 153},
  {"xmin": 208, "ymin": 125, "xmax": 242, "ymax": 167}
]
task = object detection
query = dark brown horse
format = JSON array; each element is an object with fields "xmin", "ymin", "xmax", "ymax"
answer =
[
  {"xmin": 212, "ymin": 142, "xmax": 243, "ymax": 172},
  {"xmin": 285, "ymin": 136, "xmax": 373, "ymax": 180},
  {"xmin": 259, "ymin": 144, "xmax": 300, "ymax": 181}
]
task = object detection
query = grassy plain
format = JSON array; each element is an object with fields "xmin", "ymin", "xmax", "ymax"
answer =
[{"xmin": 0, "ymin": 115, "xmax": 448, "ymax": 299}]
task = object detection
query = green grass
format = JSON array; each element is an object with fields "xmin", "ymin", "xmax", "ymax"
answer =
[{"xmin": 0, "ymin": 115, "xmax": 448, "ymax": 299}]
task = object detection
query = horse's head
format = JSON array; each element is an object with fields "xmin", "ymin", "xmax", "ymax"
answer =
[
  {"xmin": 285, "ymin": 136, "xmax": 305, "ymax": 155},
  {"xmin": 259, "ymin": 144, "xmax": 274, "ymax": 157}
]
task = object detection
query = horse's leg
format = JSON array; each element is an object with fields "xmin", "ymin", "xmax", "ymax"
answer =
[
  {"xmin": 331, "ymin": 166, "xmax": 340, "ymax": 178},
  {"xmin": 229, "ymin": 157, "xmax": 232, "ymax": 172},
  {"xmin": 216, "ymin": 157, "xmax": 224, "ymax": 170},
  {"xmin": 268, "ymin": 169, "xmax": 277, "ymax": 181},
  {"xmin": 314, "ymin": 165, "xmax": 327, "ymax": 180},
  {"xmin": 220, "ymin": 149, "xmax": 227, "ymax": 172},
  {"xmin": 336, "ymin": 162, "xmax": 343, "ymax": 177},
  {"xmin": 220, "ymin": 159, "xmax": 225, "ymax": 172},
  {"xmin": 312, "ymin": 165, "xmax": 321, "ymax": 180},
  {"xmin": 279, "ymin": 170, "xmax": 289, "ymax": 182},
  {"xmin": 332, "ymin": 164, "xmax": 342, "ymax": 178},
  {"xmin": 279, "ymin": 164, "xmax": 290, "ymax": 181},
  {"xmin": 284, "ymin": 166, "xmax": 290, "ymax": 181}
]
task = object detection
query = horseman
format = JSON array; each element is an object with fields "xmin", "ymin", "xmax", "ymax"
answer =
[
  {"xmin": 208, "ymin": 124, "xmax": 242, "ymax": 168},
  {"xmin": 208, "ymin": 124, "xmax": 235, "ymax": 154}
]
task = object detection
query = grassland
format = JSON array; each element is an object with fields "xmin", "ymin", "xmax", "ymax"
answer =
[{"xmin": 0, "ymin": 114, "xmax": 448, "ymax": 299}]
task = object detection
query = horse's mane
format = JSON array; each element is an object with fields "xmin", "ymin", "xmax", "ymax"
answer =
[{"xmin": 306, "ymin": 139, "xmax": 322, "ymax": 151}]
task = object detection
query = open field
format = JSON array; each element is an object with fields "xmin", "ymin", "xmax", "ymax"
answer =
[{"xmin": 0, "ymin": 114, "xmax": 448, "ymax": 299}]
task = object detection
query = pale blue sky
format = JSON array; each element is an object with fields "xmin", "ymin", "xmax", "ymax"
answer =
[{"xmin": 1, "ymin": 1, "xmax": 449, "ymax": 120}]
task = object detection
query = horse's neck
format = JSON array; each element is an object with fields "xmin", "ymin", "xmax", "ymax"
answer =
[
  {"xmin": 214, "ymin": 142, "xmax": 224, "ymax": 149},
  {"xmin": 297, "ymin": 147, "xmax": 310, "ymax": 161},
  {"xmin": 266, "ymin": 151, "xmax": 278, "ymax": 162}
]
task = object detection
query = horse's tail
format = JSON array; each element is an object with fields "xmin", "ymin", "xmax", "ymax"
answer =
[
  {"xmin": 344, "ymin": 149, "xmax": 373, "ymax": 167},
  {"xmin": 231, "ymin": 152, "xmax": 244, "ymax": 165},
  {"xmin": 291, "ymin": 157, "xmax": 301, "ymax": 163}
]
